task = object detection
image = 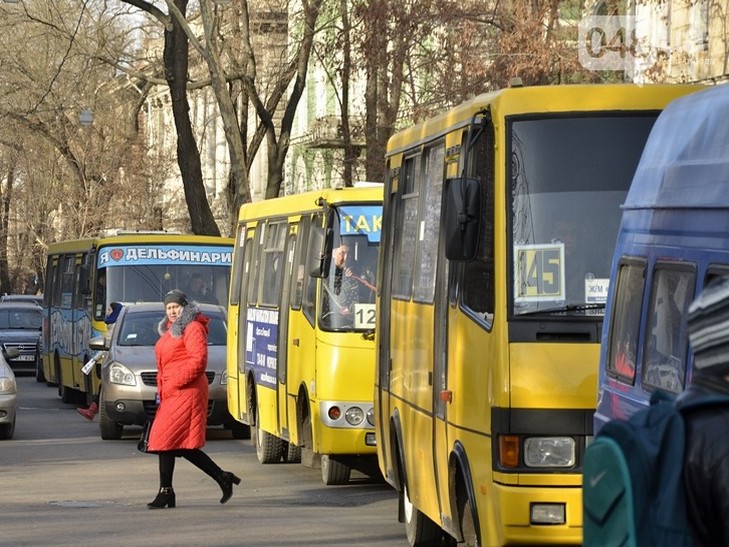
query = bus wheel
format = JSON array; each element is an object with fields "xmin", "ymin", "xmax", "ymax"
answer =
[
  {"xmin": 403, "ymin": 481, "xmax": 442, "ymax": 546},
  {"xmin": 35, "ymin": 350, "xmax": 46, "ymax": 383},
  {"xmin": 284, "ymin": 442, "xmax": 302, "ymax": 463},
  {"xmin": 58, "ymin": 367, "xmax": 75, "ymax": 404},
  {"xmin": 459, "ymin": 495, "xmax": 479, "ymax": 547},
  {"xmin": 321, "ymin": 455, "xmax": 350, "ymax": 485},
  {"xmin": 255, "ymin": 420, "xmax": 285, "ymax": 464},
  {"xmin": 98, "ymin": 390, "xmax": 123, "ymax": 440}
]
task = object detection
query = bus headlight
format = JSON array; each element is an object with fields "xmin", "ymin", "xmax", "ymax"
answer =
[
  {"xmin": 523, "ymin": 437, "xmax": 575, "ymax": 468},
  {"xmin": 344, "ymin": 406, "xmax": 365, "ymax": 426},
  {"xmin": 108, "ymin": 362, "xmax": 136, "ymax": 386},
  {"xmin": 366, "ymin": 406, "xmax": 375, "ymax": 426}
]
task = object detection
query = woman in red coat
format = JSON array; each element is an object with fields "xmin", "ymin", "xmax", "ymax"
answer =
[{"xmin": 146, "ymin": 289, "xmax": 240, "ymax": 509}]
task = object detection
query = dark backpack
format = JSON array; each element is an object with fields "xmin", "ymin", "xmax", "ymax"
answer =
[{"xmin": 583, "ymin": 390, "xmax": 729, "ymax": 547}]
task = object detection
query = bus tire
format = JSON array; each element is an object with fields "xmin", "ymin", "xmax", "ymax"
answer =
[
  {"xmin": 459, "ymin": 495, "xmax": 479, "ymax": 547},
  {"xmin": 255, "ymin": 418, "xmax": 285, "ymax": 464},
  {"xmin": 403, "ymin": 481, "xmax": 442, "ymax": 546},
  {"xmin": 321, "ymin": 455, "xmax": 350, "ymax": 485},
  {"xmin": 99, "ymin": 390, "xmax": 123, "ymax": 440},
  {"xmin": 58, "ymin": 367, "xmax": 75, "ymax": 404},
  {"xmin": 35, "ymin": 350, "xmax": 46, "ymax": 383},
  {"xmin": 284, "ymin": 442, "xmax": 302, "ymax": 463}
]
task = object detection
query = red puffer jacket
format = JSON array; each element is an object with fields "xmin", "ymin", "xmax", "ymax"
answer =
[{"xmin": 148, "ymin": 306, "xmax": 210, "ymax": 451}]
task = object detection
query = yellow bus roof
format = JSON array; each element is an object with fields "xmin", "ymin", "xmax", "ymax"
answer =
[
  {"xmin": 237, "ymin": 185, "xmax": 384, "ymax": 222},
  {"xmin": 386, "ymin": 84, "xmax": 704, "ymax": 157},
  {"xmin": 47, "ymin": 233, "xmax": 234, "ymax": 254}
]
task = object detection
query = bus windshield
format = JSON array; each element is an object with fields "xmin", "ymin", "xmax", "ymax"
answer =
[
  {"xmin": 95, "ymin": 244, "xmax": 232, "ymax": 319},
  {"xmin": 320, "ymin": 204, "xmax": 380, "ymax": 331},
  {"xmin": 510, "ymin": 114, "xmax": 658, "ymax": 316}
]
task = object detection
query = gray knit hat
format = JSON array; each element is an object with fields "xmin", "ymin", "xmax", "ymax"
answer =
[
  {"xmin": 163, "ymin": 289, "xmax": 188, "ymax": 307},
  {"xmin": 688, "ymin": 277, "xmax": 729, "ymax": 370}
]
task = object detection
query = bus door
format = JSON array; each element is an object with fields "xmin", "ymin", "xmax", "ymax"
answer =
[
  {"xmin": 72, "ymin": 256, "xmax": 89, "ymax": 396},
  {"xmin": 275, "ymin": 223, "xmax": 297, "ymax": 440},
  {"xmin": 260, "ymin": 221, "xmax": 288, "ymax": 436},
  {"xmin": 43, "ymin": 255, "xmax": 61, "ymax": 381},
  {"xmin": 287, "ymin": 217, "xmax": 315, "ymax": 446},
  {"xmin": 237, "ymin": 226, "xmax": 256, "ymax": 422},
  {"xmin": 420, "ymin": 143, "xmax": 451, "ymax": 512}
]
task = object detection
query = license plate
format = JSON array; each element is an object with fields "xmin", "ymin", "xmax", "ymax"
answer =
[{"xmin": 14, "ymin": 354, "xmax": 35, "ymax": 361}]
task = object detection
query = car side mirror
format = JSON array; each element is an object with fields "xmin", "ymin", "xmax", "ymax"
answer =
[{"xmin": 88, "ymin": 336, "xmax": 109, "ymax": 352}]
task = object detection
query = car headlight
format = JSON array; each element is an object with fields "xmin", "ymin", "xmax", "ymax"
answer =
[
  {"xmin": 108, "ymin": 362, "xmax": 136, "ymax": 386},
  {"xmin": 220, "ymin": 369, "xmax": 227, "ymax": 386},
  {"xmin": 523, "ymin": 437, "xmax": 575, "ymax": 468},
  {"xmin": 0, "ymin": 377, "xmax": 17, "ymax": 394}
]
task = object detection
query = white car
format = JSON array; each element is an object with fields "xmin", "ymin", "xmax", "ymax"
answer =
[{"xmin": 0, "ymin": 348, "xmax": 20, "ymax": 440}]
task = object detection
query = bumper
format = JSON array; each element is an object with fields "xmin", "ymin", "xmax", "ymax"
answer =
[
  {"xmin": 102, "ymin": 397, "xmax": 229, "ymax": 426},
  {"xmin": 0, "ymin": 394, "xmax": 17, "ymax": 424}
]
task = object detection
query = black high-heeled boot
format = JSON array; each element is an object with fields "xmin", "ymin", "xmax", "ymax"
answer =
[
  {"xmin": 147, "ymin": 487, "xmax": 176, "ymax": 509},
  {"xmin": 216, "ymin": 471, "xmax": 241, "ymax": 504}
]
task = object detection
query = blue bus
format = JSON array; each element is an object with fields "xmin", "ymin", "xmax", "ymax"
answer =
[{"xmin": 594, "ymin": 84, "xmax": 728, "ymax": 432}]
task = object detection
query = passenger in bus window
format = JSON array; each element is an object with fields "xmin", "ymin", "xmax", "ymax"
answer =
[{"xmin": 187, "ymin": 273, "xmax": 219, "ymax": 305}]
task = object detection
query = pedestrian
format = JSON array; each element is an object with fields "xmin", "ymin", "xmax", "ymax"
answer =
[
  {"xmin": 77, "ymin": 301, "xmax": 123, "ymax": 420},
  {"xmin": 145, "ymin": 289, "xmax": 240, "ymax": 509},
  {"xmin": 680, "ymin": 276, "xmax": 729, "ymax": 546}
]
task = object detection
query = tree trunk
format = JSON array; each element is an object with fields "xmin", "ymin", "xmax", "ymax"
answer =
[{"xmin": 165, "ymin": 0, "xmax": 220, "ymax": 236}]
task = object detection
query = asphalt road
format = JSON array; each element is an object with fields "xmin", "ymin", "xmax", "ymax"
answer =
[{"xmin": 1, "ymin": 375, "xmax": 407, "ymax": 547}]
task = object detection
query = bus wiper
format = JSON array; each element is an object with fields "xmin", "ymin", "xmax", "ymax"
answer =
[{"xmin": 519, "ymin": 303, "xmax": 605, "ymax": 316}]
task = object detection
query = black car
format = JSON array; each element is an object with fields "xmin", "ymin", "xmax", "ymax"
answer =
[{"xmin": 0, "ymin": 302, "xmax": 42, "ymax": 375}]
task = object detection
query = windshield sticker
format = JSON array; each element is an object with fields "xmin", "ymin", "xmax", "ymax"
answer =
[
  {"xmin": 586, "ymin": 278, "xmax": 610, "ymax": 303},
  {"xmin": 514, "ymin": 243, "xmax": 565, "ymax": 302},
  {"xmin": 339, "ymin": 205, "xmax": 382, "ymax": 243},
  {"xmin": 97, "ymin": 245, "xmax": 233, "ymax": 267}
]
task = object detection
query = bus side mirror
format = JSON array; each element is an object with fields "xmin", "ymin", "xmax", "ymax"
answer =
[
  {"xmin": 308, "ymin": 223, "xmax": 334, "ymax": 278},
  {"xmin": 443, "ymin": 177, "xmax": 482, "ymax": 261}
]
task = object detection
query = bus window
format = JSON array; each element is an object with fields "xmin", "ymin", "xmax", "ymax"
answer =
[
  {"xmin": 606, "ymin": 259, "xmax": 646, "ymax": 383},
  {"xmin": 290, "ymin": 217, "xmax": 311, "ymax": 311},
  {"xmin": 511, "ymin": 115, "xmax": 657, "ymax": 313},
  {"xmin": 642, "ymin": 265, "xmax": 695, "ymax": 393},
  {"xmin": 261, "ymin": 222, "xmax": 287, "ymax": 306},
  {"xmin": 320, "ymin": 206, "xmax": 379, "ymax": 331},
  {"xmin": 392, "ymin": 155, "xmax": 420, "ymax": 299}
]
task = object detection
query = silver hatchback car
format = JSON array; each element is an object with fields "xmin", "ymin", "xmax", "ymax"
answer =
[{"xmin": 90, "ymin": 302, "xmax": 249, "ymax": 440}]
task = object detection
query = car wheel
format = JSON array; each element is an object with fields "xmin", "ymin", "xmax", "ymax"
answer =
[
  {"xmin": 98, "ymin": 390, "xmax": 123, "ymax": 440},
  {"xmin": 0, "ymin": 415, "xmax": 16, "ymax": 440}
]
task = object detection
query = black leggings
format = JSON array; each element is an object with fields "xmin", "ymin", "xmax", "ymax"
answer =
[{"xmin": 158, "ymin": 449, "xmax": 223, "ymax": 488}]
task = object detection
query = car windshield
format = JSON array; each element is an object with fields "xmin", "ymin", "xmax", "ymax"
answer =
[
  {"xmin": 0, "ymin": 308, "xmax": 42, "ymax": 329},
  {"xmin": 117, "ymin": 310, "xmax": 227, "ymax": 347}
]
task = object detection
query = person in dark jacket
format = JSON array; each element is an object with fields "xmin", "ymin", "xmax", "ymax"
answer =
[
  {"xmin": 145, "ymin": 289, "xmax": 240, "ymax": 509},
  {"xmin": 679, "ymin": 276, "xmax": 729, "ymax": 546}
]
